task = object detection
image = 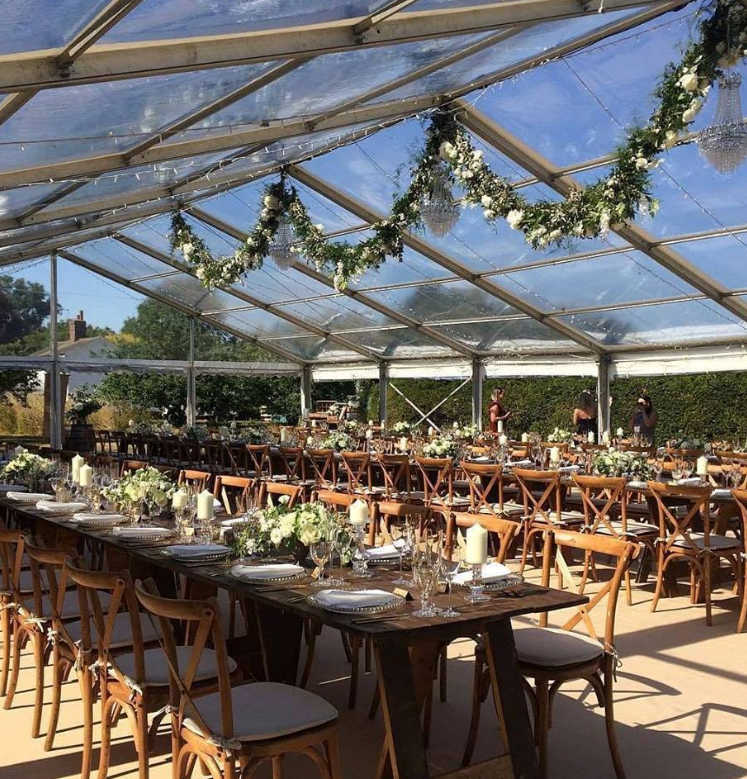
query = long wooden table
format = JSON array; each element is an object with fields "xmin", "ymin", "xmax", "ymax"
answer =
[{"xmin": 2, "ymin": 496, "xmax": 586, "ymax": 779}]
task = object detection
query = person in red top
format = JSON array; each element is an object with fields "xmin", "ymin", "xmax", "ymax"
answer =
[{"xmin": 487, "ymin": 387, "xmax": 511, "ymax": 433}]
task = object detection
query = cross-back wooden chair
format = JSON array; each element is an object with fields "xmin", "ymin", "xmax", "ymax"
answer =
[
  {"xmin": 133, "ymin": 581, "xmax": 342, "ymax": 779},
  {"xmin": 258, "ymin": 480, "xmax": 302, "ymax": 509},
  {"xmin": 464, "ymin": 529, "xmax": 637, "ymax": 777},
  {"xmin": 513, "ymin": 468, "xmax": 580, "ymax": 573},
  {"xmin": 572, "ymin": 474, "xmax": 657, "ymax": 605},
  {"xmin": 274, "ymin": 446, "xmax": 304, "ymax": 482},
  {"xmin": 414, "ymin": 456, "xmax": 470, "ymax": 510},
  {"xmin": 121, "ymin": 459, "xmax": 149, "ymax": 476},
  {"xmin": 730, "ymin": 489, "xmax": 747, "ymax": 633},
  {"xmin": 461, "ymin": 460, "xmax": 523, "ymax": 519},
  {"xmin": 314, "ymin": 489, "xmax": 356, "ymax": 515},
  {"xmin": 178, "ymin": 469, "xmax": 213, "ymax": 493},
  {"xmin": 339, "ymin": 450, "xmax": 374, "ymax": 496},
  {"xmin": 213, "ymin": 475, "xmax": 257, "ymax": 516},
  {"xmin": 246, "ymin": 444, "xmax": 271, "ymax": 479},
  {"xmin": 374, "ymin": 453, "xmax": 413, "ymax": 500},
  {"xmin": 648, "ymin": 482, "xmax": 741, "ymax": 625},
  {"xmin": 0, "ymin": 528, "xmax": 26, "ymax": 698},
  {"xmin": 306, "ymin": 448, "xmax": 337, "ymax": 491}
]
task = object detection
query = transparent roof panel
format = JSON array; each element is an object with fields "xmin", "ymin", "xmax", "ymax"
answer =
[
  {"xmin": 561, "ymin": 300, "xmax": 747, "ymax": 345},
  {"xmin": 499, "ymin": 250, "xmax": 698, "ymax": 312},
  {"xmin": 366, "ymin": 280, "xmax": 519, "ymax": 323},
  {"xmin": 275, "ymin": 296, "xmax": 398, "ymax": 333},
  {"xmin": 669, "ymin": 235, "xmax": 747, "ymax": 291},
  {"xmin": 102, "ymin": 1, "xmax": 382, "ymax": 43},
  {"xmin": 260, "ymin": 335, "xmax": 363, "ymax": 363},
  {"xmin": 431, "ymin": 318, "xmax": 577, "ymax": 353},
  {"xmin": 353, "ymin": 243, "xmax": 451, "ymax": 287},
  {"xmin": 167, "ymin": 34, "xmax": 491, "ymax": 141},
  {"xmin": 137, "ymin": 272, "xmax": 253, "ymax": 314},
  {"xmin": 207, "ymin": 308, "xmax": 311, "ymax": 340},
  {"xmin": 332, "ymin": 328, "xmax": 457, "ymax": 359},
  {"xmin": 0, "ymin": 183, "xmax": 68, "ymax": 220},
  {"xmin": 67, "ymin": 237, "xmax": 174, "ymax": 281},
  {"xmin": 1, "ymin": 1, "xmax": 110, "ymax": 55},
  {"xmin": 0, "ymin": 67, "xmax": 269, "ymax": 171}
]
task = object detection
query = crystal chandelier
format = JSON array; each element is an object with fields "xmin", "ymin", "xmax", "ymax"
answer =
[
  {"xmin": 697, "ymin": 72, "xmax": 747, "ymax": 174},
  {"xmin": 420, "ymin": 164, "xmax": 459, "ymax": 237},
  {"xmin": 269, "ymin": 214, "xmax": 295, "ymax": 270}
]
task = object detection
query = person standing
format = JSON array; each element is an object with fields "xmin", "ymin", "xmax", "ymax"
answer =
[
  {"xmin": 573, "ymin": 390, "xmax": 598, "ymax": 438},
  {"xmin": 631, "ymin": 393, "xmax": 657, "ymax": 443},
  {"xmin": 487, "ymin": 387, "xmax": 511, "ymax": 434}
]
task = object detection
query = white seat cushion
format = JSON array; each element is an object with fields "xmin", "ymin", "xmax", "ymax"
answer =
[
  {"xmin": 493, "ymin": 501, "xmax": 524, "ymax": 516},
  {"xmin": 66, "ymin": 611, "xmax": 160, "ymax": 648},
  {"xmin": 183, "ymin": 682, "xmax": 338, "ymax": 742},
  {"xmin": 19, "ymin": 589, "xmax": 110, "ymax": 618},
  {"xmin": 514, "ymin": 626, "xmax": 603, "ymax": 668},
  {"xmin": 115, "ymin": 646, "xmax": 237, "ymax": 687},
  {"xmin": 595, "ymin": 519, "xmax": 657, "ymax": 536},
  {"xmin": 673, "ymin": 532, "xmax": 740, "ymax": 551}
]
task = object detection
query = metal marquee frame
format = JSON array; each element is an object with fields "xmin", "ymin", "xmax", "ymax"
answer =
[{"xmin": 1, "ymin": 0, "xmax": 746, "ymax": 447}]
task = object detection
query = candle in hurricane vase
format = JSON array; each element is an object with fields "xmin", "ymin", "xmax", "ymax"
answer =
[
  {"xmin": 197, "ymin": 489, "xmax": 214, "ymax": 521},
  {"xmin": 465, "ymin": 522, "xmax": 488, "ymax": 565}
]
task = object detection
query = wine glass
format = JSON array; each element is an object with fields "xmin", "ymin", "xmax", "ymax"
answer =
[
  {"xmin": 310, "ymin": 540, "xmax": 330, "ymax": 587},
  {"xmin": 439, "ymin": 557, "xmax": 462, "ymax": 618},
  {"xmin": 681, "ymin": 459, "xmax": 693, "ymax": 480},
  {"xmin": 671, "ymin": 459, "xmax": 683, "ymax": 482},
  {"xmin": 393, "ymin": 520, "xmax": 414, "ymax": 585},
  {"xmin": 412, "ymin": 548, "xmax": 437, "ymax": 617}
]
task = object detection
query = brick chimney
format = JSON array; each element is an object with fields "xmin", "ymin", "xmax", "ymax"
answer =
[{"xmin": 68, "ymin": 310, "xmax": 86, "ymax": 342}]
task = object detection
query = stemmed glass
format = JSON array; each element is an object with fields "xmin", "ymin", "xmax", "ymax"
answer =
[
  {"xmin": 310, "ymin": 540, "xmax": 330, "ymax": 587},
  {"xmin": 393, "ymin": 520, "xmax": 414, "ymax": 585},
  {"xmin": 412, "ymin": 545, "xmax": 439, "ymax": 617},
  {"xmin": 439, "ymin": 557, "xmax": 462, "ymax": 618},
  {"xmin": 681, "ymin": 459, "xmax": 693, "ymax": 480},
  {"xmin": 325, "ymin": 524, "xmax": 345, "ymax": 586}
]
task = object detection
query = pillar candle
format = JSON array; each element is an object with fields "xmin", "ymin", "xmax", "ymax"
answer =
[
  {"xmin": 696, "ymin": 455, "xmax": 708, "ymax": 476},
  {"xmin": 172, "ymin": 489, "xmax": 188, "ymax": 510},
  {"xmin": 280, "ymin": 427, "xmax": 288, "ymax": 443},
  {"xmin": 499, "ymin": 434, "xmax": 508, "ymax": 447},
  {"xmin": 521, "ymin": 432, "xmax": 529, "ymax": 443},
  {"xmin": 311, "ymin": 419, "xmax": 318, "ymax": 428},
  {"xmin": 587, "ymin": 431, "xmax": 595, "ymax": 444},
  {"xmin": 453, "ymin": 421, "xmax": 459, "ymax": 430},
  {"xmin": 497, "ymin": 420, "xmax": 503, "ymax": 434},
  {"xmin": 79, "ymin": 463, "xmax": 93, "ymax": 487},
  {"xmin": 197, "ymin": 489, "xmax": 214, "ymax": 521},
  {"xmin": 349, "ymin": 499, "xmax": 369, "ymax": 527},
  {"xmin": 616, "ymin": 427, "xmax": 624, "ymax": 438},
  {"xmin": 368, "ymin": 419, "xmax": 374, "ymax": 427},
  {"xmin": 549, "ymin": 446, "xmax": 560, "ymax": 465},
  {"xmin": 71, "ymin": 454, "xmax": 85, "ymax": 484},
  {"xmin": 398, "ymin": 436, "xmax": 408, "ymax": 452},
  {"xmin": 602, "ymin": 430, "xmax": 610, "ymax": 444},
  {"xmin": 428, "ymin": 427, "xmax": 436, "ymax": 438},
  {"xmin": 465, "ymin": 523, "xmax": 488, "ymax": 565},
  {"xmin": 365, "ymin": 428, "xmax": 373, "ymax": 440}
]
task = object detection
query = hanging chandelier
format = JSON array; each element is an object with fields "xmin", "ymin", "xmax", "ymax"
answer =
[
  {"xmin": 420, "ymin": 164, "xmax": 460, "ymax": 237},
  {"xmin": 697, "ymin": 71, "xmax": 747, "ymax": 174},
  {"xmin": 269, "ymin": 213, "xmax": 296, "ymax": 270}
]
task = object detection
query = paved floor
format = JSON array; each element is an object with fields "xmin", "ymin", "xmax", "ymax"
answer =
[{"xmin": 0, "ymin": 565, "xmax": 744, "ymax": 779}]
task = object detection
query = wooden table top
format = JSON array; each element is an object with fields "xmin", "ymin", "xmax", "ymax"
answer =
[{"xmin": 2, "ymin": 497, "xmax": 586, "ymax": 640}]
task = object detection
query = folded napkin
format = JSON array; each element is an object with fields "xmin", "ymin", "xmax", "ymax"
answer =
[
  {"xmin": 452, "ymin": 561, "xmax": 512, "ymax": 586},
  {"xmin": 313, "ymin": 588, "xmax": 400, "ymax": 612},
  {"xmin": 362, "ymin": 540, "xmax": 406, "ymax": 560},
  {"xmin": 220, "ymin": 516, "xmax": 253, "ymax": 528},
  {"xmin": 7, "ymin": 491, "xmax": 53, "ymax": 502},
  {"xmin": 36, "ymin": 500, "xmax": 87, "ymax": 514},
  {"xmin": 0, "ymin": 483, "xmax": 25, "ymax": 492},
  {"xmin": 507, "ymin": 459, "xmax": 532, "ymax": 467},
  {"xmin": 558, "ymin": 465, "xmax": 581, "ymax": 473},
  {"xmin": 163, "ymin": 544, "xmax": 229, "ymax": 559},
  {"xmin": 112, "ymin": 526, "xmax": 172, "ymax": 540},
  {"xmin": 627, "ymin": 480, "xmax": 648, "ymax": 490},
  {"xmin": 468, "ymin": 456, "xmax": 492, "ymax": 463},
  {"xmin": 72, "ymin": 511, "xmax": 122, "ymax": 523},
  {"xmin": 672, "ymin": 477, "xmax": 702, "ymax": 486},
  {"xmin": 711, "ymin": 488, "xmax": 732, "ymax": 499},
  {"xmin": 230, "ymin": 563, "xmax": 304, "ymax": 581}
]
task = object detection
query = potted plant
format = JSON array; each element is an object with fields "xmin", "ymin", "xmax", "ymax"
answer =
[{"xmin": 65, "ymin": 385, "xmax": 102, "ymax": 452}]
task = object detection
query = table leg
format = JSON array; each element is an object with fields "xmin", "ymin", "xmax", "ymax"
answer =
[
  {"xmin": 483, "ymin": 618, "xmax": 539, "ymax": 779},
  {"xmin": 255, "ymin": 602, "xmax": 303, "ymax": 685},
  {"xmin": 374, "ymin": 636, "xmax": 441, "ymax": 779}
]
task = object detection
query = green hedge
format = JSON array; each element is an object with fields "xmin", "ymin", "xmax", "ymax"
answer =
[{"xmin": 366, "ymin": 372, "xmax": 747, "ymax": 443}]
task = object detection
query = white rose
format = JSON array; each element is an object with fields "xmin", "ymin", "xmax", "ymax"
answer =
[
  {"xmin": 270, "ymin": 528, "xmax": 284, "ymax": 546},
  {"xmin": 472, "ymin": 150, "xmax": 483, "ymax": 160},
  {"xmin": 506, "ymin": 209, "xmax": 524, "ymax": 229},
  {"xmin": 438, "ymin": 141, "xmax": 455, "ymax": 160},
  {"xmin": 263, "ymin": 194, "xmax": 280, "ymax": 210},
  {"xmin": 682, "ymin": 107, "xmax": 698, "ymax": 123},
  {"xmin": 299, "ymin": 523, "xmax": 320, "ymax": 546},
  {"xmin": 662, "ymin": 130, "xmax": 678, "ymax": 149},
  {"xmin": 181, "ymin": 243, "xmax": 193, "ymax": 258},
  {"xmin": 483, "ymin": 208, "xmax": 496, "ymax": 220},
  {"xmin": 481, "ymin": 195, "xmax": 493, "ymax": 207},
  {"xmin": 678, "ymin": 72, "xmax": 699, "ymax": 92},
  {"xmin": 635, "ymin": 156, "xmax": 648, "ymax": 169}
]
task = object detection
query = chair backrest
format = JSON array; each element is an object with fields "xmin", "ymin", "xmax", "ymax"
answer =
[
  {"xmin": 24, "ymin": 540, "xmax": 71, "ymax": 623},
  {"xmin": 276, "ymin": 446, "xmax": 304, "ymax": 482},
  {"xmin": 414, "ymin": 456, "xmax": 454, "ymax": 502},
  {"xmin": 452, "ymin": 512, "xmax": 519, "ymax": 563},
  {"xmin": 121, "ymin": 459, "xmax": 148, "ymax": 476},
  {"xmin": 246, "ymin": 444, "xmax": 270, "ymax": 477},
  {"xmin": 0, "ymin": 528, "xmax": 25, "ymax": 599},
  {"xmin": 134, "ymin": 581, "xmax": 234, "ymax": 740},
  {"xmin": 513, "ymin": 468, "xmax": 563, "ymax": 523},
  {"xmin": 315, "ymin": 490, "xmax": 356, "ymax": 514},
  {"xmin": 307, "ymin": 449, "xmax": 336, "ymax": 489},
  {"xmin": 258, "ymin": 480, "xmax": 302, "ymax": 508},
  {"xmin": 572, "ymin": 474, "xmax": 626, "ymax": 536},
  {"xmin": 731, "ymin": 488, "xmax": 747, "ymax": 544},
  {"xmin": 339, "ymin": 451, "xmax": 371, "ymax": 493},
  {"xmin": 64, "ymin": 559, "xmax": 145, "ymax": 675},
  {"xmin": 461, "ymin": 461, "xmax": 504, "ymax": 514},
  {"xmin": 541, "ymin": 529, "xmax": 636, "ymax": 651},
  {"xmin": 178, "ymin": 469, "xmax": 212, "ymax": 492},
  {"xmin": 375, "ymin": 454, "xmax": 412, "ymax": 498},
  {"xmin": 213, "ymin": 475, "xmax": 256, "ymax": 515},
  {"xmin": 648, "ymin": 481, "xmax": 712, "ymax": 554}
]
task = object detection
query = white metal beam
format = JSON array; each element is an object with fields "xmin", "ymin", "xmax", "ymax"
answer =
[
  {"xmin": 0, "ymin": 0, "xmax": 663, "ymax": 92},
  {"xmin": 458, "ymin": 101, "xmax": 747, "ymax": 326}
]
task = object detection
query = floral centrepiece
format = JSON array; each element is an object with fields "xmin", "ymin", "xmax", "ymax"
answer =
[
  {"xmin": 547, "ymin": 427, "xmax": 574, "ymax": 444},
  {"xmin": 66, "ymin": 386, "xmax": 102, "ymax": 425},
  {"xmin": 423, "ymin": 435, "xmax": 459, "ymax": 459},
  {"xmin": 0, "ymin": 449, "xmax": 57, "ymax": 488},
  {"xmin": 232, "ymin": 497, "xmax": 354, "ymax": 561},
  {"xmin": 454, "ymin": 423, "xmax": 478, "ymax": 440},
  {"xmin": 391, "ymin": 421, "xmax": 413, "ymax": 435},
  {"xmin": 320, "ymin": 431, "xmax": 353, "ymax": 452},
  {"xmin": 171, "ymin": 0, "xmax": 747, "ymax": 290},
  {"xmin": 102, "ymin": 467, "xmax": 176, "ymax": 515},
  {"xmin": 592, "ymin": 450, "xmax": 653, "ymax": 480}
]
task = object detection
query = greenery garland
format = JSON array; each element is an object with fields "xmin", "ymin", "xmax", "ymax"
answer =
[{"xmin": 171, "ymin": 0, "xmax": 747, "ymax": 291}]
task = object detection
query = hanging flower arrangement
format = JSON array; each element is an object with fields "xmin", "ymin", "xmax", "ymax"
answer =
[{"xmin": 171, "ymin": 0, "xmax": 747, "ymax": 291}]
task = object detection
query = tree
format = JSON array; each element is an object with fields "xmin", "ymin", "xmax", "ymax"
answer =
[{"xmin": 0, "ymin": 274, "xmax": 51, "ymax": 401}]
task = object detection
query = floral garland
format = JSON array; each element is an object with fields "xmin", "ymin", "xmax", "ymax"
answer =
[{"xmin": 171, "ymin": 0, "xmax": 746, "ymax": 289}]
